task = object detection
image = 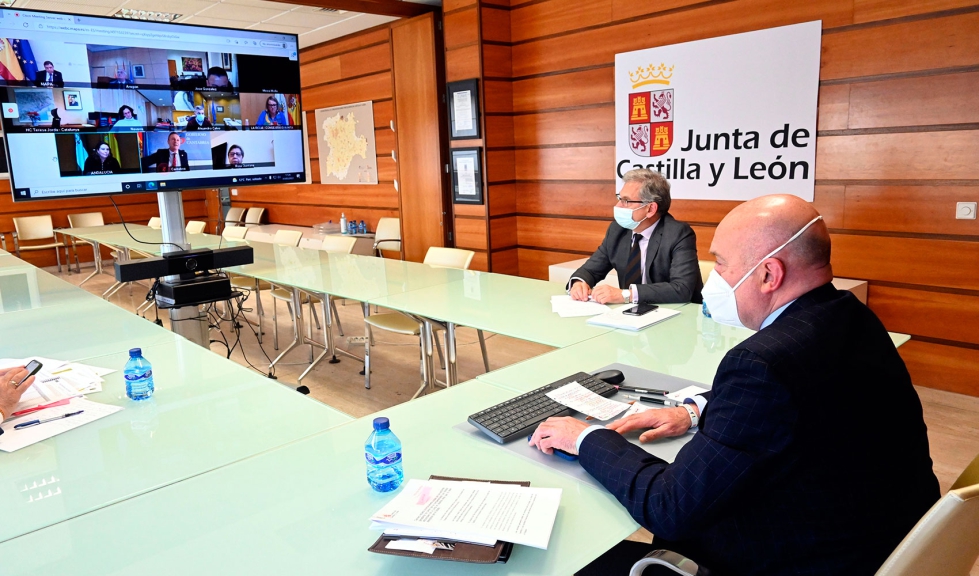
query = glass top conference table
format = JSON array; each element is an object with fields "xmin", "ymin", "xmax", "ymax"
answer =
[{"xmin": 0, "ymin": 254, "xmax": 352, "ymax": 545}]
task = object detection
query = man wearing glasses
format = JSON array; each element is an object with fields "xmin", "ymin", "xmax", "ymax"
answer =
[{"xmin": 568, "ymin": 168, "xmax": 702, "ymax": 304}]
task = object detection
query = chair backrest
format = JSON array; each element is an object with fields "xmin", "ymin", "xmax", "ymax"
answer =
[
  {"xmin": 67, "ymin": 212, "xmax": 105, "ymax": 228},
  {"xmin": 424, "ymin": 247, "xmax": 475, "ymax": 270},
  {"xmin": 147, "ymin": 217, "xmax": 162, "ymax": 229},
  {"xmin": 13, "ymin": 215, "xmax": 55, "ymax": 241},
  {"xmin": 373, "ymin": 217, "xmax": 401, "ymax": 254},
  {"xmin": 298, "ymin": 237, "xmax": 322, "ymax": 250},
  {"xmin": 222, "ymin": 225, "xmax": 249, "ymax": 241},
  {"xmin": 224, "ymin": 207, "xmax": 246, "ymax": 223},
  {"xmin": 244, "ymin": 207, "xmax": 265, "ymax": 225},
  {"xmin": 874, "ymin": 483, "xmax": 979, "ymax": 576},
  {"xmin": 185, "ymin": 220, "xmax": 207, "ymax": 234},
  {"xmin": 698, "ymin": 260, "xmax": 714, "ymax": 284},
  {"xmin": 319, "ymin": 235, "xmax": 357, "ymax": 254},
  {"xmin": 272, "ymin": 229, "xmax": 303, "ymax": 246}
]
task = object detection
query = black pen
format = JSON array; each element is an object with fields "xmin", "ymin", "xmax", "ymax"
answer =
[
  {"xmin": 14, "ymin": 410, "xmax": 84, "ymax": 430},
  {"xmin": 624, "ymin": 394, "xmax": 678, "ymax": 407},
  {"xmin": 616, "ymin": 385, "xmax": 670, "ymax": 396}
]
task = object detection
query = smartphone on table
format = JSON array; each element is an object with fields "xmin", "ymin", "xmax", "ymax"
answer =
[
  {"xmin": 622, "ymin": 304, "xmax": 659, "ymax": 316},
  {"xmin": 16, "ymin": 360, "xmax": 42, "ymax": 388}
]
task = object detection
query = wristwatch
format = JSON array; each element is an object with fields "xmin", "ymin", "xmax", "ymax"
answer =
[
  {"xmin": 621, "ymin": 288, "xmax": 631, "ymax": 302},
  {"xmin": 681, "ymin": 402, "xmax": 699, "ymax": 427}
]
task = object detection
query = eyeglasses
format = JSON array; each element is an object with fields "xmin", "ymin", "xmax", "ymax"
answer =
[{"xmin": 615, "ymin": 194, "xmax": 648, "ymax": 207}]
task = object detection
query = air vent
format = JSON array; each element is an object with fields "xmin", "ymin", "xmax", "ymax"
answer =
[
  {"xmin": 317, "ymin": 8, "xmax": 347, "ymax": 13},
  {"xmin": 113, "ymin": 9, "xmax": 182, "ymax": 22}
]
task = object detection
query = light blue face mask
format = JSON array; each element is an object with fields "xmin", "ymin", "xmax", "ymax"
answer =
[
  {"xmin": 196, "ymin": 114, "xmax": 205, "ymax": 122},
  {"xmin": 613, "ymin": 203, "xmax": 650, "ymax": 230}
]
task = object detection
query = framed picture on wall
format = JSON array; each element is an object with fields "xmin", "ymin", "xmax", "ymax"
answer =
[
  {"xmin": 447, "ymin": 79, "xmax": 480, "ymax": 140},
  {"xmin": 221, "ymin": 53, "xmax": 233, "ymax": 70},
  {"xmin": 63, "ymin": 90, "xmax": 82, "ymax": 110},
  {"xmin": 217, "ymin": 105, "xmax": 224, "ymax": 113},
  {"xmin": 451, "ymin": 147, "xmax": 483, "ymax": 205},
  {"xmin": 132, "ymin": 65, "xmax": 145, "ymax": 78},
  {"xmin": 182, "ymin": 57, "xmax": 203, "ymax": 73}
]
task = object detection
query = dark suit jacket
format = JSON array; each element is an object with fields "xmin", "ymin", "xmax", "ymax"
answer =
[
  {"xmin": 186, "ymin": 117, "xmax": 212, "ymax": 130},
  {"xmin": 579, "ymin": 284, "xmax": 939, "ymax": 576},
  {"xmin": 35, "ymin": 70, "xmax": 63, "ymax": 87},
  {"xmin": 142, "ymin": 148, "xmax": 189, "ymax": 172},
  {"xmin": 569, "ymin": 212, "xmax": 702, "ymax": 304}
]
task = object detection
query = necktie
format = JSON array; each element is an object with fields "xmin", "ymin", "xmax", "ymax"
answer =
[
  {"xmin": 170, "ymin": 152, "xmax": 177, "ymax": 170},
  {"xmin": 622, "ymin": 233, "xmax": 643, "ymax": 288}
]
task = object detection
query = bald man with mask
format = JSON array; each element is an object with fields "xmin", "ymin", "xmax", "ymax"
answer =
[{"xmin": 532, "ymin": 195, "xmax": 939, "ymax": 576}]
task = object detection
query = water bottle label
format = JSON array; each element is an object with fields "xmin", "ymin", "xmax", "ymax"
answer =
[
  {"xmin": 365, "ymin": 451, "xmax": 401, "ymax": 466},
  {"xmin": 125, "ymin": 370, "xmax": 152, "ymax": 381}
]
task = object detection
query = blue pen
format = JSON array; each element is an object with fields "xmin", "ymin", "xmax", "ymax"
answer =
[{"xmin": 14, "ymin": 410, "xmax": 84, "ymax": 430}]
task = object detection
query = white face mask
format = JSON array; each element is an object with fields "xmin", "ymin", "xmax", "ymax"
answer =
[
  {"xmin": 613, "ymin": 203, "xmax": 649, "ymax": 230},
  {"xmin": 702, "ymin": 216, "xmax": 823, "ymax": 329}
]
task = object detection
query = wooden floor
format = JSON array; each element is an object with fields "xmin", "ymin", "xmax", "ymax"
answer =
[{"xmin": 56, "ymin": 263, "xmax": 979, "ymax": 574}]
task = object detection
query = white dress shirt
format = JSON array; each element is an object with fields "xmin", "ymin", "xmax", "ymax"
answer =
[{"xmin": 568, "ymin": 217, "xmax": 661, "ymax": 303}]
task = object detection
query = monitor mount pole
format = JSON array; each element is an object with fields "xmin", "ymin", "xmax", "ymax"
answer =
[{"xmin": 157, "ymin": 190, "xmax": 209, "ymax": 347}]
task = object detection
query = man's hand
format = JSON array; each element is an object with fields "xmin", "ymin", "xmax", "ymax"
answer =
[
  {"xmin": 529, "ymin": 417, "xmax": 590, "ymax": 455},
  {"xmin": 569, "ymin": 280, "xmax": 592, "ymax": 302},
  {"xmin": 606, "ymin": 406, "xmax": 693, "ymax": 443},
  {"xmin": 592, "ymin": 284, "xmax": 627, "ymax": 304},
  {"xmin": 0, "ymin": 367, "xmax": 35, "ymax": 419}
]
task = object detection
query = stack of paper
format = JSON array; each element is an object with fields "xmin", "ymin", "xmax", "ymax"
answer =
[
  {"xmin": 550, "ymin": 295, "xmax": 610, "ymax": 318},
  {"xmin": 0, "ymin": 397, "xmax": 123, "ymax": 452},
  {"xmin": 586, "ymin": 305, "xmax": 681, "ymax": 331},
  {"xmin": 369, "ymin": 478, "xmax": 562, "ymax": 550},
  {"xmin": 0, "ymin": 357, "xmax": 114, "ymax": 414},
  {"xmin": 546, "ymin": 381, "xmax": 631, "ymax": 421}
]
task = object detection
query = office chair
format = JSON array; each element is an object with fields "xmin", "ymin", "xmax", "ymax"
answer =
[
  {"xmin": 627, "ymin": 453, "xmax": 979, "ymax": 576},
  {"xmin": 372, "ymin": 217, "xmax": 401, "ymax": 258},
  {"xmin": 147, "ymin": 217, "xmax": 162, "ymax": 229},
  {"xmin": 266, "ymin": 229, "xmax": 314, "ymax": 350},
  {"xmin": 224, "ymin": 207, "xmax": 246, "ymax": 230},
  {"xmin": 66, "ymin": 212, "xmax": 105, "ymax": 279},
  {"xmin": 12, "ymin": 215, "xmax": 70, "ymax": 273},
  {"xmin": 223, "ymin": 226, "xmax": 271, "ymax": 342},
  {"xmin": 244, "ymin": 207, "xmax": 266, "ymax": 227},
  {"xmin": 362, "ymin": 247, "xmax": 490, "ymax": 395},
  {"xmin": 185, "ymin": 220, "xmax": 207, "ymax": 234}
]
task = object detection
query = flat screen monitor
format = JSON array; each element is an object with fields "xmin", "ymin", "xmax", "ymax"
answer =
[{"xmin": 0, "ymin": 7, "xmax": 305, "ymax": 201}]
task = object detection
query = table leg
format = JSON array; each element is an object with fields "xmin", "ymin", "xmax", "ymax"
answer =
[
  {"xmin": 445, "ymin": 322, "xmax": 458, "ymax": 388},
  {"xmin": 79, "ymin": 241, "xmax": 103, "ymax": 286},
  {"xmin": 362, "ymin": 301, "xmax": 371, "ymax": 389},
  {"xmin": 298, "ymin": 293, "xmax": 357, "ymax": 384}
]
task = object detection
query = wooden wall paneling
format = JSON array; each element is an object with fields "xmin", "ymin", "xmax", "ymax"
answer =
[
  {"xmin": 454, "ymin": 203, "xmax": 487, "ymax": 217},
  {"xmin": 488, "ymin": 183, "xmax": 516, "ymax": 216},
  {"xmin": 393, "ymin": 13, "xmax": 446, "ymax": 261},
  {"xmin": 481, "ymin": 6, "xmax": 511, "ymax": 43},
  {"xmin": 510, "ymin": 0, "xmax": 853, "ymax": 77},
  {"xmin": 610, "ymin": 0, "xmax": 719, "ymax": 21},
  {"xmin": 301, "ymin": 27, "xmax": 390, "ymax": 62},
  {"xmin": 376, "ymin": 156, "xmax": 398, "ymax": 181},
  {"xmin": 511, "ymin": 0, "xmax": 612, "ymax": 43},
  {"xmin": 470, "ymin": 251, "xmax": 490, "ymax": 271},
  {"xmin": 852, "ymin": 0, "xmax": 979, "ymax": 23},
  {"xmin": 517, "ymin": 215, "xmax": 609, "ymax": 252},
  {"xmin": 817, "ymin": 84, "xmax": 850, "ymax": 131},
  {"xmin": 830, "ymin": 234, "xmax": 979, "ymax": 291},
  {"xmin": 812, "ymin": 185, "xmax": 846, "ymax": 229},
  {"xmin": 487, "ymin": 149, "xmax": 516, "ymax": 182},
  {"xmin": 815, "ymin": 131, "xmax": 979, "ymax": 181},
  {"xmin": 846, "ymin": 71, "xmax": 979, "ymax": 129},
  {"xmin": 898, "ymin": 340, "xmax": 979, "ymax": 397},
  {"xmin": 454, "ymin": 217, "xmax": 489, "ymax": 250},
  {"xmin": 484, "ymin": 80, "xmax": 514, "ymax": 113},
  {"xmin": 374, "ymin": 129, "xmax": 397, "ymax": 156},
  {"xmin": 512, "ymin": 68, "xmax": 614, "ymax": 112},
  {"xmin": 231, "ymin": 183, "xmax": 401, "ymax": 209},
  {"xmin": 483, "ymin": 0, "xmax": 510, "ymax": 7},
  {"xmin": 302, "ymin": 72, "xmax": 393, "ymax": 110},
  {"xmin": 515, "ymin": 182, "xmax": 613, "ymax": 218},
  {"xmin": 517, "ymin": 247, "xmax": 586, "ymax": 279},
  {"xmin": 339, "ymin": 43, "xmax": 393, "ymax": 78},
  {"xmin": 444, "ymin": 0, "xmax": 477, "ymax": 12},
  {"xmin": 821, "ymin": 11, "xmax": 979, "ymax": 81},
  {"xmin": 868, "ymin": 284, "xmax": 979, "ymax": 346},
  {"xmin": 258, "ymin": 204, "xmax": 399, "ymax": 229},
  {"xmin": 513, "ymin": 106, "xmax": 614, "ymax": 146},
  {"xmin": 690, "ymin": 225, "xmax": 716, "ymax": 262},
  {"xmin": 482, "ymin": 45, "xmax": 512, "ymax": 78},
  {"xmin": 485, "ymin": 115, "xmax": 515, "ymax": 147},
  {"xmin": 490, "ymin": 247, "xmax": 519, "ymax": 275},
  {"xmin": 444, "ymin": 7, "xmax": 479, "ymax": 50},
  {"xmin": 514, "ymin": 146, "xmax": 613, "ymax": 180},
  {"xmin": 301, "ymin": 56, "xmax": 342, "ymax": 86},
  {"xmin": 446, "ymin": 44, "xmax": 482, "ymax": 81},
  {"xmin": 490, "ymin": 216, "xmax": 517, "ymax": 249},
  {"xmin": 842, "ymin": 186, "xmax": 979, "ymax": 236}
]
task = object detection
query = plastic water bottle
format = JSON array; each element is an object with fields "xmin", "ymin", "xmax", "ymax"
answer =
[
  {"xmin": 365, "ymin": 417, "xmax": 403, "ymax": 492},
  {"xmin": 340, "ymin": 213, "xmax": 347, "ymax": 234},
  {"xmin": 124, "ymin": 348, "xmax": 155, "ymax": 401},
  {"xmin": 702, "ymin": 301, "xmax": 712, "ymax": 318},
  {"xmin": 348, "ymin": 220, "xmax": 357, "ymax": 235},
  {"xmin": 358, "ymin": 220, "xmax": 367, "ymax": 235}
]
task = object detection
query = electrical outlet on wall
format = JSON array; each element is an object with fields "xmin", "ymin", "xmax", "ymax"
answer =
[{"xmin": 956, "ymin": 202, "xmax": 977, "ymax": 220}]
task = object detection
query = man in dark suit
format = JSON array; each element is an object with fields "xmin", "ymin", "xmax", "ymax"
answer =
[
  {"xmin": 568, "ymin": 168, "xmax": 702, "ymax": 305},
  {"xmin": 142, "ymin": 132, "xmax": 189, "ymax": 172},
  {"xmin": 35, "ymin": 61, "xmax": 64, "ymax": 87},
  {"xmin": 532, "ymin": 195, "xmax": 939, "ymax": 576}
]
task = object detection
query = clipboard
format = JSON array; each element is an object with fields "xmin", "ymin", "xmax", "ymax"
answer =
[{"xmin": 367, "ymin": 475, "xmax": 528, "ymax": 564}]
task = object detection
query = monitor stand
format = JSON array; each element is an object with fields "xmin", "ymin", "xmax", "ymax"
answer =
[{"xmin": 157, "ymin": 190, "xmax": 209, "ymax": 348}]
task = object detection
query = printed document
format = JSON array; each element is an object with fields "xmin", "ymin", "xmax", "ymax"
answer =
[
  {"xmin": 546, "ymin": 382, "xmax": 631, "ymax": 421},
  {"xmin": 550, "ymin": 295, "xmax": 610, "ymax": 318},
  {"xmin": 0, "ymin": 397, "xmax": 122, "ymax": 452},
  {"xmin": 370, "ymin": 479, "xmax": 561, "ymax": 549}
]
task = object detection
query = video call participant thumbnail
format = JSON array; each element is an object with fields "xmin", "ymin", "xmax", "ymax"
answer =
[
  {"xmin": 142, "ymin": 132, "xmax": 189, "ymax": 172},
  {"xmin": 207, "ymin": 67, "xmax": 232, "ymax": 90},
  {"xmin": 55, "ymin": 133, "xmax": 141, "ymax": 177},
  {"xmin": 35, "ymin": 61, "xmax": 64, "ymax": 88},
  {"xmin": 111, "ymin": 105, "xmax": 142, "ymax": 131},
  {"xmin": 186, "ymin": 105, "xmax": 212, "ymax": 130},
  {"xmin": 84, "ymin": 142, "xmax": 121, "ymax": 174},
  {"xmin": 256, "ymin": 96, "xmax": 287, "ymax": 126},
  {"xmin": 227, "ymin": 144, "xmax": 244, "ymax": 167}
]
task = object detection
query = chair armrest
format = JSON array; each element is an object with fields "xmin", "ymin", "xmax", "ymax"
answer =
[
  {"xmin": 630, "ymin": 550, "xmax": 705, "ymax": 576},
  {"xmin": 373, "ymin": 239, "xmax": 401, "ymax": 257}
]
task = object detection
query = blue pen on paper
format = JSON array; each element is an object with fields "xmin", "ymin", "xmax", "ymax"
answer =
[{"xmin": 14, "ymin": 410, "xmax": 84, "ymax": 430}]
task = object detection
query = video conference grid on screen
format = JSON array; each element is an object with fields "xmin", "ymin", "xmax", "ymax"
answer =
[{"xmin": 0, "ymin": 8, "xmax": 306, "ymax": 201}]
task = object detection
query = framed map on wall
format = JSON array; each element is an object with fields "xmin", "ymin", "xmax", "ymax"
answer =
[{"xmin": 314, "ymin": 101, "xmax": 378, "ymax": 185}]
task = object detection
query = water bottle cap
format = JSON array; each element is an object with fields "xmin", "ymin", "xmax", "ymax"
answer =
[
  {"xmin": 373, "ymin": 417, "xmax": 390, "ymax": 431},
  {"xmin": 129, "ymin": 348, "xmax": 142, "ymax": 358}
]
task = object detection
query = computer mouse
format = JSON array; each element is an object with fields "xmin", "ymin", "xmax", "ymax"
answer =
[{"xmin": 592, "ymin": 369, "xmax": 625, "ymax": 385}]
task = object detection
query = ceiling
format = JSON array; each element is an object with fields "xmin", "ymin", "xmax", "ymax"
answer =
[{"xmin": 10, "ymin": 0, "xmax": 439, "ymax": 48}]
